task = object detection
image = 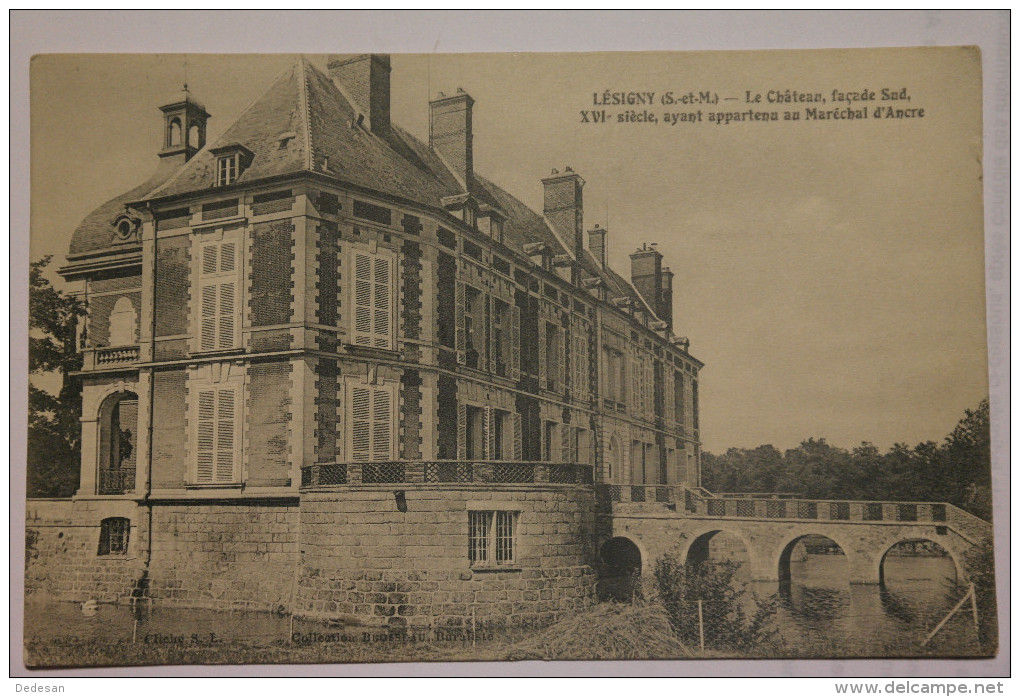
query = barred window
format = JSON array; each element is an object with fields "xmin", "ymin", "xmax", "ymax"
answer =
[
  {"xmin": 98, "ymin": 517, "xmax": 130, "ymax": 556},
  {"xmin": 468, "ymin": 510, "xmax": 517, "ymax": 567}
]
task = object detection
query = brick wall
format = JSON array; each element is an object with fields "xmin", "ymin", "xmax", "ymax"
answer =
[
  {"xmin": 399, "ymin": 370, "xmax": 423, "ymax": 461},
  {"xmin": 151, "ymin": 369, "xmax": 188, "ymax": 488},
  {"xmin": 297, "ymin": 487, "xmax": 598, "ymax": 629},
  {"xmin": 400, "ymin": 239, "xmax": 422, "ymax": 342},
  {"xmin": 315, "ymin": 359, "xmax": 338, "ymax": 464},
  {"xmin": 315, "ymin": 220, "xmax": 340, "ymax": 353},
  {"xmin": 436, "ymin": 375, "xmax": 458, "ymax": 460},
  {"xmin": 154, "ymin": 235, "xmax": 190, "ymax": 339},
  {"xmin": 246, "ymin": 360, "xmax": 293, "ymax": 484},
  {"xmin": 250, "ymin": 220, "xmax": 295, "ymax": 329},
  {"xmin": 88, "ymin": 291, "xmax": 141, "ymax": 346}
]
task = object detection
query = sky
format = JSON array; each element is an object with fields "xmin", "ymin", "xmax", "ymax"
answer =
[{"xmin": 29, "ymin": 47, "xmax": 988, "ymax": 454}]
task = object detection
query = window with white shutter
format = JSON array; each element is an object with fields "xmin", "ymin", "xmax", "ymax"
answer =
[
  {"xmin": 346, "ymin": 381, "xmax": 396, "ymax": 461},
  {"xmin": 193, "ymin": 384, "xmax": 240, "ymax": 483},
  {"xmin": 351, "ymin": 249, "xmax": 395, "ymax": 349},
  {"xmin": 197, "ymin": 234, "xmax": 239, "ymax": 352}
]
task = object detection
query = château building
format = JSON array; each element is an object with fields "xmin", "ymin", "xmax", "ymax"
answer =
[{"xmin": 28, "ymin": 54, "xmax": 703, "ymax": 627}]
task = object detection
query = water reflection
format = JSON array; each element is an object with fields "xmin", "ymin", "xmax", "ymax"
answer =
[{"xmin": 759, "ymin": 554, "xmax": 971, "ymax": 654}]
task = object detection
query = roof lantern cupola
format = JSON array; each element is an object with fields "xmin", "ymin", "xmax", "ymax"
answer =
[{"xmin": 158, "ymin": 84, "xmax": 210, "ymax": 163}]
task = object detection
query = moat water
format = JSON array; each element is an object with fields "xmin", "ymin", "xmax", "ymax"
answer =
[
  {"xmin": 763, "ymin": 555, "xmax": 977, "ymax": 655},
  {"xmin": 23, "ymin": 555, "xmax": 979, "ymax": 660}
]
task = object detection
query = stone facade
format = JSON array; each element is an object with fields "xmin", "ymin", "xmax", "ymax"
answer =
[{"xmin": 25, "ymin": 485, "xmax": 597, "ymax": 626}]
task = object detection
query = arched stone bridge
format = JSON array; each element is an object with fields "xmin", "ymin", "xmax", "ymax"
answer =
[{"xmin": 595, "ymin": 486, "xmax": 991, "ymax": 586}]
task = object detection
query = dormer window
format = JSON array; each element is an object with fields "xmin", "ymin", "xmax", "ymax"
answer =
[
  {"xmin": 217, "ymin": 154, "xmax": 239, "ymax": 186},
  {"xmin": 478, "ymin": 205, "xmax": 506, "ymax": 244},
  {"xmin": 209, "ymin": 144, "xmax": 254, "ymax": 188},
  {"xmin": 440, "ymin": 193, "xmax": 481, "ymax": 231}
]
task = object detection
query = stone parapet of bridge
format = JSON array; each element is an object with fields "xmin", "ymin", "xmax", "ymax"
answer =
[{"xmin": 595, "ymin": 484, "xmax": 991, "ymax": 586}]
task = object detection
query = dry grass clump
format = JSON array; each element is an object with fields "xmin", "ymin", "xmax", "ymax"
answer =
[{"xmin": 501, "ymin": 602, "xmax": 691, "ymax": 661}]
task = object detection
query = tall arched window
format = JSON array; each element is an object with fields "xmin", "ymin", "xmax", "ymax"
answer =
[
  {"xmin": 107, "ymin": 296, "xmax": 137, "ymax": 346},
  {"xmin": 188, "ymin": 123, "xmax": 201, "ymax": 149},
  {"xmin": 97, "ymin": 391, "xmax": 138, "ymax": 495}
]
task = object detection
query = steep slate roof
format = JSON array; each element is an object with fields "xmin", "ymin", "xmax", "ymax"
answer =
[{"xmin": 69, "ymin": 58, "xmax": 650, "ymax": 314}]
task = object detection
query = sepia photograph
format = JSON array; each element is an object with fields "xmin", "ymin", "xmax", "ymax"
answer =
[{"xmin": 14, "ymin": 12, "xmax": 1007, "ymax": 678}]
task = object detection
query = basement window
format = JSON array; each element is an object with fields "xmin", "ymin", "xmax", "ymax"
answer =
[
  {"xmin": 98, "ymin": 517, "xmax": 130, "ymax": 556},
  {"xmin": 468, "ymin": 510, "xmax": 517, "ymax": 567}
]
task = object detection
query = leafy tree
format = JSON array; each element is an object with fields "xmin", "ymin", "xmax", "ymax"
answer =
[
  {"xmin": 941, "ymin": 399, "xmax": 992, "ymax": 519},
  {"xmin": 27, "ymin": 256, "xmax": 85, "ymax": 497}
]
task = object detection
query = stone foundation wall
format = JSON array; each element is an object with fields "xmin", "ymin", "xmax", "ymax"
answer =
[
  {"xmin": 26, "ymin": 487, "xmax": 602, "ymax": 625},
  {"xmin": 24, "ymin": 498, "xmax": 146, "ymax": 603},
  {"xmin": 297, "ymin": 486, "xmax": 599, "ymax": 629},
  {"xmin": 145, "ymin": 500, "xmax": 300, "ymax": 612}
]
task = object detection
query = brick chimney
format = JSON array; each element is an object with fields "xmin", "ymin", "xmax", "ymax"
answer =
[
  {"xmin": 430, "ymin": 88, "xmax": 474, "ymax": 189},
  {"xmin": 588, "ymin": 224, "xmax": 607, "ymax": 268},
  {"xmin": 630, "ymin": 243, "xmax": 664, "ymax": 323},
  {"xmin": 542, "ymin": 167, "xmax": 585, "ymax": 279},
  {"xmin": 661, "ymin": 266, "xmax": 674, "ymax": 331},
  {"xmin": 328, "ymin": 54, "xmax": 391, "ymax": 139}
]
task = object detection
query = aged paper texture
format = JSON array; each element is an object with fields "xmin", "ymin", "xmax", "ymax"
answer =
[{"xmin": 21, "ymin": 41, "xmax": 1000, "ymax": 673}]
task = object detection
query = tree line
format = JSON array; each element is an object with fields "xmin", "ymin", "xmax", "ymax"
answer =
[{"xmin": 701, "ymin": 399, "xmax": 992, "ymax": 521}]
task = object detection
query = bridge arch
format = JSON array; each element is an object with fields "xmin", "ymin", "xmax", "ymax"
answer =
[
  {"xmin": 681, "ymin": 526, "xmax": 755, "ymax": 579},
  {"xmin": 876, "ymin": 536, "xmax": 964, "ymax": 587},
  {"xmin": 597, "ymin": 536, "xmax": 645, "ymax": 601},
  {"xmin": 775, "ymin": 532, "xmax": 853, "ymax": 585}
]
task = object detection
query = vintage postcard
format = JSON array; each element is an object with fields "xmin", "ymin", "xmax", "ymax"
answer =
[{"xmin": 22, "ymin": 45, "xmax": 997, "ymax": 671}]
